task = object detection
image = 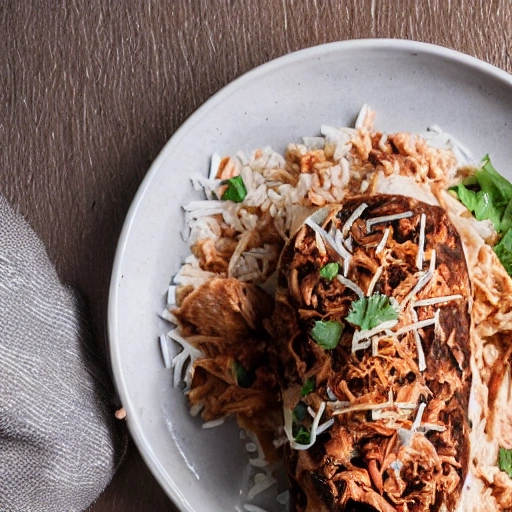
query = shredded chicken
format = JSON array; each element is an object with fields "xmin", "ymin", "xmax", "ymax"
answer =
[
  {"xmin": 173, "ymin": 277, "xmax": 281, "ymax": 458},
  {"xmin": 271, "ymin": 197, "xmax": 472, "ymax": 512}
]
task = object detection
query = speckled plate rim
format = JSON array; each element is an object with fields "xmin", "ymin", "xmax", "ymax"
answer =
[{"xmin": 108, "ymin": 38, "xmax": 512, "ymax": 511}]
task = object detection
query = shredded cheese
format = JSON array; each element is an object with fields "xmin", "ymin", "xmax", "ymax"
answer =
[
  {"xmin": 334, "ymin": 229, "xmax": 343, "ymax": 248},
  {"xmin": 209, "ymin": 153, "xmax": 222, "ymax": 180},
  {"xmin": 412, "ymin": 402, "xmax": 427, "ymax": 430},
  {"xmin": 305, "ymin": 218, "xmax": 351, "ymax": 268},
  {"xmin": 167, "ymin": 285, "xmax": 177, "ymax": 306},
  {"xmin": 283, "ymin": 402, "xmax": 326, "ymax": 451},
  {"xmin": 334, "ymin": 229, "xmax": 352, "ymax": 276},
  {"xmin": 342, "ymin": 203, "xmax": 368, "ymax": 236},
  {"xmin": 418, "ymin": 423, "xmax": 446, "ymax": 433},
  {"xmin": 366, "ymin": 266, "xmax": 383, "ymax": 296},
  {"xmin": 345, "ymin": 234, "xmax": 353, "ymax": 253},
  {"xmin": 371, "ymin": 336, "xmax": 380, "ymax": 357},
  {"xmin": 428, "ymin": 249, "xmax": 437, "ymax": 273},
  {"xmin": 395, "ymin": 402, "xmax": 418, "ymax": 410},
  {"xmin": 331, "ymin": 400, "xmax": 392, "ymax": 416},
  {"xmin": 355, "ymin": 103, "xmax": 370, "ymax": 129},
  {"xmin": 160, "ymin": 307, "xmax": 178, "ymax": 324},
  {"xmin": 342, "ymin": 258, "xmax": 350, "ymax": 277},
  {"xmin": 416, "ymin": 213, "xmax": 426, "ymax": 270},
  {"xmin": 337, "ymin": 274, "xmax": 364, "ymax": 299},
  {"xmin": 393, "ymin": 310, "xmax": 440, "ymax": 337},
  {"xmin": 397, "ymin": 402, "xmax": 427, "ymax": 447},
  {"xmin": 352, "ymin": 318, "xmax": 400, "ymax": 353},
  {"xmin": 330, "ymin": 390, "xmax": 394, "ymax": 416},
  {"xmin": 329, "ymin": 400, "xmax": 351, "ymax": 409},
  {"xmin": 326, "ymin": 386, "xmax": 338, "ymax": 401},
  {"xmin": 315, "ymin": 231, "xmax": 326, "ymax": 256},
  {"xmin": 412, "ymin": 294, "xmax": 463, "ymax": 307},
  {"xmin": 168, "ymin": 328, "xmax": 205, "ymax": 389},
  {"xmin": 401, "ymin": 250, "xmax": 437, "ymax": 310},
  {"xmin": 371, "ymin": 409, "xmax": 399, "ymax": 421},
  {"xmin": 316, "ymin": 418, "xmax": 335, "ymax": 435},
  {"xmin": 375, "ymin": 227, "xmax": 390, "ymax": 254},
  {"xmin": 159, "ymin": 334, "xmax": 172, "ymax": 369},
  {"xmin": 366, "ymin": 211, "xmax": 413, "ymax": 232},
  {"xmin": 411, "ymin": 308, "xmax": 427, "ymax": 372},
  {"xmin": 342, "ymin": 258, "xmax": 350, "ymax": 278},
  {"xmin": 352, "ymin": 337, "xmax": 372, "ymax": 353}
]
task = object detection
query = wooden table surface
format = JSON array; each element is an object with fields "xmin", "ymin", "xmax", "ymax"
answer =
[{"xmin": 1, "ymin": 1, "xmax": 511, "ymax": 510}]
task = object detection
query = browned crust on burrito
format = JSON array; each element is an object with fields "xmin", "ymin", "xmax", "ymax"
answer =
[{"xmin": 269, "ymin": 194, "xmax": 472, "ymax": 512}]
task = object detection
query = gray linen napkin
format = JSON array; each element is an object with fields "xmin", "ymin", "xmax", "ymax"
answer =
[{"xmin": 0, "ymin": 195, "xmax": 127, "ymax": 511}]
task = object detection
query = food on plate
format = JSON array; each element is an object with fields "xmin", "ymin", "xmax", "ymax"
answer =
[
  {"xmin": 173, "ymin": 277, "xmax": 282, "ymax": 457},
  {"xmin": 270, "ymin": 195, "xmax": 471, "ymax": 511},
  {"xmin": 162, "ymin": 107, "xmax": 512, "ymax": 511}
]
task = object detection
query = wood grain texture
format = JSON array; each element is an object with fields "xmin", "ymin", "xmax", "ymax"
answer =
[{"xmin": 0, "ymin": 1, "xmax": 511, "ymax": 510}]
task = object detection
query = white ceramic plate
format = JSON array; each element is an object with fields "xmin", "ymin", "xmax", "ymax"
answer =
[{"xmin": 108, "ymin": 39, "xmax": 512, "ymax": 512}]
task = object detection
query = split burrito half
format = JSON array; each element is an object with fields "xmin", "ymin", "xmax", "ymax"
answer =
[{"xmin": 270, "ymin": 194, "xmax": 473, "ymax": 511}]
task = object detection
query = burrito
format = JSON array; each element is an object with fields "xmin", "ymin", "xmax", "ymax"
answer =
[{"xmin": 270, "ymin": 194, "xmax": 474, "ymax": 511}]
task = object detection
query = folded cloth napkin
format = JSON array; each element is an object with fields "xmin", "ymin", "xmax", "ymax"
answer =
[{"xmin": 0, "ymin": 195, "xmax": 127, "ymax": 511}]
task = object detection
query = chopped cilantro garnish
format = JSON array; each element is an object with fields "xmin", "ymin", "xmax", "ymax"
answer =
[
  {"xmin": 301, "ymin": 378, "xmax": 315, "ymax": 396},
  {"xmin": 294, "ymin": 426, "xmax": 311, "ymax": 445},
  {"xmin": 221, "ymin": 175, "xmax": 247, "ymax": 203},
  {"xmin": 233, "ymin": 361, "xmax": 254, "ymax": 388},
  {"xmin": 319, "ymin": 262, "xmax": 339, "ymax": 280},
  {"xmin": 450, "ymin": 155, "xmax": 512, "ymax": 276},
  {"xmin": 450, "ymin": 181, "xmax": 503, "ymax": 229},
  {"xmin": 310, "ymin": 320, "xmax": 343, "ymax": 349},
  {"xmin": 292, "ymin": 402, "xmax": 312, "ymax": 445},
  {"xmin": 346, "ymin": 293, "xmax": 399, "ymax": 331},
  {"xmin": 498, "ymin": 447, "xmax": 512, "ymax": 478}
]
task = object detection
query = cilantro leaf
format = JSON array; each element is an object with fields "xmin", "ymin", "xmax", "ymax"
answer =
[
  {"xmin": 494, "ymin": 228, "xmax": 512, "ymax": 277},
  {"xmin": 451, "ymin": 184, "xmax": 502, "ymax": 229},
  {"xmin": 301, "ymin": 378, "xmax": 315, "ymax": 396},
  {"xmin": 233, "ymin": 361, "xmax": 255, "ymax": 388},
  {"xmin": 450, "ymin": 155, "xmax": 512, "ymax": 278},
  {"xmin": 310, "ymin": 320, "xmax": 343, "ymax": 349},
  {"xmin": 319, "ymin": 262, "xmax": 339, "ymax": 280},
  {"xmin": 346, "ymin": 294, "xmax": 399, "ymax": 331},
  {"xmin": 221, "ymin": 175, "xmax": 247, "ymax": 203},
  {"xmin": 450, "ymin": 155, "xmax": 512, "ymax": 232},
  {"xmin": 478, "ymin": 155, "xmax": 512, "ymax": 201},
  {"xmin": 498, "ymin": 447, "xmax": 512, "ymax": 478},
  {"xmin": 501, "ymin": 200, "xmax": 512, "ymax": 233},
  {"xmin": 294, "ymin": 426, "xmax": 311, "ymax": 445}
]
